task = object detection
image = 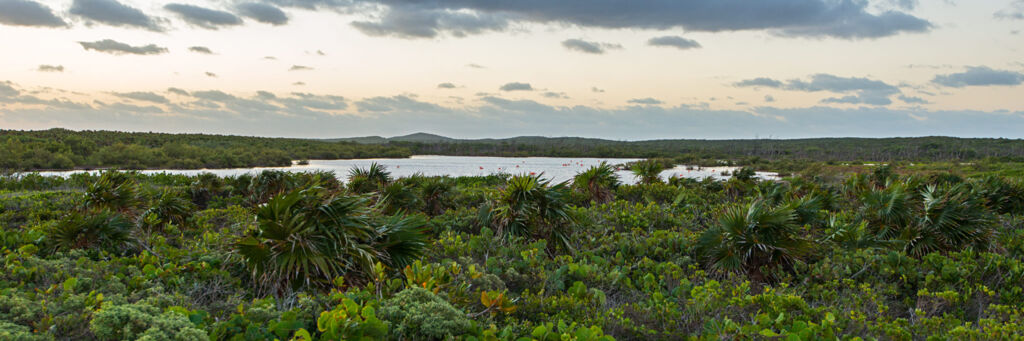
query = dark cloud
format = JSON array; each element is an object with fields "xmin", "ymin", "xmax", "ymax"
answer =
[
  {"xmin": 351, "ymin": 5, "xmax": 508, "ymax": 38},
  {"xmin": 499, "ymin": 82, "xmax": 533, "ymax": 91},
  {"xmin": 0, "ymin": 0, "xmax": 67, "ymax": 27},
  {"xmin": 37, "ymin": 65, "xmax": 64, "ymax": 72},
  {"xmin": 277, "ymin": 92, "xmax": 347, "ymax": 111},
  {"xmin": 70, "ymin": 0, "xmax": 161, "ymax": 31},
  {"xmin": 189, "ymin": 46, "xmax": 213, "ymax": 54},
  {"xmin": 205, "ymin": 72, "xmax": 217, "ymax": 78},
  {"xmin": 738, "ymin": 74, "xmax": 902, "ymax": 106},
  {"xmin": 164, "ymin": 3, "xmax": 243, "ymax": 29},
  {"xmin": 334, "ymin": 0, "xmax": 930, "ymax": 40},
  {"xmin": 932, "ymin": 66, "xmax": 1024, "ymax": 87},
  {"xmin": 437, "ymin": 82, "xmax": 457, "ymax": 89},
  {"xmin": 0, "ymin": 81, "xmax": 20, "ymax": 97},
  {"xmin": 191, "ymin": 90, "xmax": 236, "ymax": 102},
  {"xmin": 648, "ymin": 36, "xmax": 701, "ymax": 50},
  {"xmin": 628, "ymin": 98, "xmax": 663, "ymax": 105},
  {"xmin": 561, "ymin": 39, "xmax": 622, "ymax": 54},
  {"xmin": 995, "ymin": 0, "xmax": 1023, "ymax": 20},
  {"xmin": 289, "ymin": 65, "xmax": 313, "ymax": 71},
  {"xmin": 238, "ymin": 2, "xmax": 288, "ymax": 25},
  {"xmin": 113, "ymin": 91, "xmax": 169, "ymax": 104},
  {"xmin": 79, "ymin": 39, "xmax": 168, "ymax": 55}
]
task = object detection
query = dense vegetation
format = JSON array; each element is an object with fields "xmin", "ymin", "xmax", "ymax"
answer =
[
  {"xmin": 372, "ymin": 134, "xmax": 1024, "ymax": 162},
  {"xmin": 0, "ymin": 129, "xmax": 410, "ymax": 171},
  {"xmin": 2, "ymin": 162, "xmax": 1023, "ymax": 340}
]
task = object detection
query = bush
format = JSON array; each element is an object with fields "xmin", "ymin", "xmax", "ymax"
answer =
[{"xmin": 378, "ymin": 287, "xmax": 473, "ymax": 340}]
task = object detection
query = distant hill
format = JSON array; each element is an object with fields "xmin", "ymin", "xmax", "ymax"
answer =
[{"xmin": 325, "ymin": 133, "xmax": 452, "ymax": 144}]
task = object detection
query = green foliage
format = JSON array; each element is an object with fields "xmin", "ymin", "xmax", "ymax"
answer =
[
  {"xmin": 378, "ymin": 287, "xmax": 474, "ymax": 340},
  {"xmin": 482, "ymin": 174, "xmax": 576, "ymax": 251},
  {"xmin": 46, "ymin": 210, "xmax": 134, "ymax": 255},
  {"xmin": 630, "ymin": 160, "xmax": 664, "ymax": 185},
  {"xmin": 697, "ymin": 199, "xmax": 811, "ymax": 281},
  {"xmin": 317, "ymin": 298, "xmax": 389, "ymax": 340},
  {"xmin": 89, "ymin": 302, "xmax": 208, "ymax": 341},
  {"xmin": 573, "ymin": 162, "xmax": 620, "ymax": 205}
]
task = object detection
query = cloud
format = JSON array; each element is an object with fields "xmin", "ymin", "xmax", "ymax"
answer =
[
  {"xmin": 289, "ymin": 65, "xmax": 313, "ymax": 71},
  {"xmin": 37, "ymin": 65, "xmax": 64, "ymax": 72},
  {"xmin": 238, "ymin": 2, "xmax": 288, "ymax": 25},
  {"xmin": 995, "ymin": 0, "xmax": 1024, "ymax": 20},
  {"xmin": 737, "ymin": 74, "xmax": 902, "ymax": 105},
  {"xmin": 898, "ymin": 95, "xmax": 929, "ymax": 104},
  {"xmin": 167, "ymin": 87, "xmax": 189, "ymax": 96},
  {"xmin": 561, "ymin": 39, "xmax": 622, "ymax": 54},
  {"xmin": 591, "ymin": 87, "xmax": 605, "ymax": 93},
  {"xmin": 332, "ymin": 0, "xmax": 930, "ymax": 40},
  {"xmin": 734, "ymin": 77, "xmax": 784, "ymax": 88},
  {"xmin": 188, "ymin": 46, "xmax": 213, "ymax": 54},
  {"xmin": 356, "ymin": 95, "xmax": 447, "ymax": 113},
  {"xmin": 0, "ymin": 0, "xmax": 67, "ymax": 27},
  {"xmin": 764, "ymin": 95, "xmax": 775, "ymax": 102},
  {"xmin": 114, "ymin": 91, "xmax": 169, "ymax": 104},
  {"xmin": 205, "ymin": 72, "xmax": 217, "ymax": 78},
  {"xmin": 466, "ymin": 63, "xmax": 485, "ymax": 69},
  {"xmin": 499, "ymin": 82, "xmax": 533, "ymax": 91},
  {"xmin": 164, "ymin": 3, "xmax": 243, "ymax": 29},
  {"xmin": 542, "ymin": 91, "xmax": 568, "ymax": 99},
  {"xmin": 79, "ymin": 39, "xmax": 168, "ymax": 55},
  {"xmin": 437, "ymin": 82, "xmax": 457, "ymax": 89},
  {"xmin": 351, "ymin": 5, "xmax": 508, "ymax": 39},
  {"xmin": 932, "ymin": 66, "xmax": 1024, "ymax": 87},
  {"xmin": 0, "ymin": 81, "xmax": 20, "ymax": 97},
  {"xmin": 648, "ymin": 36, "xmax": 701, "ymax": 50},
  {"xmin": 292, "ymin": 82, "xmax": 305, "ymax": 86},
  {"xmin": 628, "ymin": 98, "xmax": 663, "ymax": 105},
  {"xmin": 70, "ymin": 0, "xmax": 161, "ymax": 31}
]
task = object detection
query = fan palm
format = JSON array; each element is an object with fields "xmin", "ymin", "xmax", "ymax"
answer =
[
  {"xmin": 139, "ymin": 189, "xmax": 193, "ymax": 228},
  {"xmin": 631, "ymin": 160, "xmax": 665, "ymax": 185},
  {"xmin": 348, "ymin": 163, "xmax": 392, "ymax": 193},
  {"xmin": 573, "ymin": 162, "xmax": 620, "ymax": 204},
  {"xmin": 483, "ymin": 174, "xmax": 575, "ymax": 251},
  {"xmin": 47, "ymin": 211, "xmax": 134, "ymax": 254},
  {"xmin": 84, "ymin": 171, "xmax": 137, "ymax": 213},
  {"xmin": 418, "ymin": 177, "xmax": 453, "ymax": 216},
  {"xmin": 696, "ymin": 199, "xmax": 811, "ymax": 281},
  {"xmin": 901, "ymin": 183, "xmax": 995, "ymax": 256},
  {"xmin": 236, "ymin": 187, "xmax": 427, "ymax": 295}
]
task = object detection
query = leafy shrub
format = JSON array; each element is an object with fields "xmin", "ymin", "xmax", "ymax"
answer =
[{"xmin": 378, "ymin": 287, "xmax": 473, "ymax": 340}]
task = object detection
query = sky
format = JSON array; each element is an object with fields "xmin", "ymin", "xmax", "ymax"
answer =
[{"xmin": 0, "ymin": 0, "xmax": 1022, "ymax": 140}]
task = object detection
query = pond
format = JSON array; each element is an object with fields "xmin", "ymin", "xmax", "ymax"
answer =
[{"xmin": 30, "ymin": 155, "xmax": 778, "ymax": 184}]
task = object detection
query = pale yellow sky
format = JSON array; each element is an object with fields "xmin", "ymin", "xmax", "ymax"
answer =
[{"xmin": 0, "ymin": 0, "xmax": 1022, "ymax": 138}]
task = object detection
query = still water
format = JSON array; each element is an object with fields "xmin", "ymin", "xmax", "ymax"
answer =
[{"xmin": 31, "ymin": 155, "xmax": 778, "ymax": 184}]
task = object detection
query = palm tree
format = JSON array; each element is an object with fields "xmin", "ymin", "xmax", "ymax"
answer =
[
  {"xmin": 235, "ymin": 187, "xmax": 427, "ymax": 295},
  {"xmin": 631, "ymin": 160, "xmax": 664, "ymax": 185},
  {"xmin": 348, "ymin": 163, "xmax": 392, "ymax": 194},
  {"xmin": 418, "ymin": 177, "xmax": 453, "ymax": 216},
  {"xmin": 379, "ymin": 180, "xmax": 421, "ymax": 215},
  {"xmin": 901, "ymin": 183, "xmax": 995, "ymax": 256},
  {"xmin": 573, "ymin": 162, "xmax": 620, "ymax": 204},
  {"xmin": 139, "ymin": 189, "xmax": 193, "ymax": 228},
  {"xmin": 84, "ymin": 171, "xmax": 138, "ymax": 213},
  {"xmin": 188, "ymin": 172, "xmax": 224, "ymax": 209},
  {"xmin": 47, "ymin": 211, "xmax": 134, "ymax": 254},
  {"xmin": 482, "ymin": 174, "xmax": 575, "ymax": 251},
  {"xmin": 857, "ymin": 183, "xmax": 915, "ymax": 239},
  {"xmin": 696, "ymin": 199, "xmax": 811, "ymax": 282},
  {"xmin": 247, "ymin": 170, "xmax": 294, "ymax": 205}
]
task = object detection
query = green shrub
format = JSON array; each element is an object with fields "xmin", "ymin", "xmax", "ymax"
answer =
[{"xmin": 378, "ymin": 287, "xmax": 473, "ymax": 340}]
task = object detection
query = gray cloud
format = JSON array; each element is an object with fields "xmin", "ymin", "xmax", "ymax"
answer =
[
  {"xmin": 37, "ymin": 65, "xmax": 64, "ymax": 72},
  {"xmin": 114, "ymin": 91, "xmax": 168, "ymax": 103},
  {"xmin": 542, "ymin": 91, "xmax": 568, "ymax": 99},
  {"xmin": 737, "ymin": 74, "xmax": 902, "ymax": 105},
  {"xmin": 764, "ymin": 95, "xmax": 775, "ymax": 102},
  {"xmin": 205, "ymin": 72, "xmax": 217, "ymax": 77},
  {"xmin": 167, "ymin": 87, "xmax": 189, "ymax": 96},
  {"xmin": 499, "ymin": 82, "xmax": 533, "ymax": 91},
  {"xmin": 648, "ymin": 36, "xmax": 701, "ymax": 50},
  {"xmin": 591, "ymin": 87, "xmax": 605, "ymax": 93},
  {"xmin": 898, "ymin": 95, "xmax": 929, "ymax": 104},
  {"xmin": 932, "ymin": 66, "xmax": 1024, "ymax": 87},
  {"xmin": 0, "ymin": 0, "xmax": 67, "ymax": 27},
  {"xmin": 628, "ymin": 98, "xmax": 663, "ymax": 105},
  {"xmin": 330, "ymin": 0, "xmax": 930, "ymax": 40},
  {"xmin": 995, "ymin": 0, "xmax": 1023, "ymax": 20},
  {"xmin": 189, "ymin": 46, "xmax": 213, "ymax": 54},
  {"xmin": 0, "ymin": 81, "xmax": 19, "ymax": 97},
  {"xmin": 356, "ymin": 95, "xmax": 447, "ymax": 113},
  {"xmin": 289, "ymin": 65, "xmax": 313, "ymax": 71},
  {"xmin": 79, "ymin": 39, "xmax": 168, "ymax": 55},
  {"xmin": 351, "ymin": 5, "xmax": 508, "ymax": 39},
  {"xmin": 238, "ymin": 2, "xmax": 288, "ymax": 25},
  {"xmin": 734, "ymin": 77, "xmax": 784, "ymax": 88},
  {"xmin": 70, "ymin": 0, "xmax": 161, "ymax": 31},
  {"xmin": 467, "ymin": 63, "xmax": 485, "ymax": 69},
  {"xmin": 437, "ymin": 82, "xmax": 457, "ymax": 89},
  {"xmin": 561, "ymin": 39, "xmax": 622, "ymax": 54},
  {"xmin": 164, "ymin": 3, "xmax": 243, "ymax": 29}
]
